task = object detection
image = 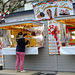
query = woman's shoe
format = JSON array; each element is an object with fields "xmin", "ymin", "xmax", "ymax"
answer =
[{"xmin": 21, "ymin": 70, "xmax": 26, "ymax": 72}]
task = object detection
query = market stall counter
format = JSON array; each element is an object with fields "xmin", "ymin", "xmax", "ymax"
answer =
[
  {"xmin": 2, "ymin": 47, "xmax": 38, "ymax": 55},
  {"xmin": 60, "ymin": 46, "xmax": 75, "ymax": 55}
]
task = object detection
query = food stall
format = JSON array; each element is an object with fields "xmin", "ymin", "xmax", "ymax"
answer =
[{"xmin": 0, "ymin": 20, "xmax": 45, "ymax": 55}]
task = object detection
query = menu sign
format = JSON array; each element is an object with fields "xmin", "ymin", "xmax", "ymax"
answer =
[
  {"xmin": 33, "ymin": 1, "xmax": 73, "ymax": 21},
  {"xmin": 48, "ymin": 20, "xmax": 60, "ymax": 54}
]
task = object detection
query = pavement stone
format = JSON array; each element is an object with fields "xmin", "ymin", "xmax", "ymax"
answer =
[{"xmin": 56, "ymin": 72, "xmax": 75, "ymax": 75}]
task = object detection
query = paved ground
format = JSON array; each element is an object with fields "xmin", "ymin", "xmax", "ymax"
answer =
[
  {"xmin": 0, "ymin": 70, "xmax": 40, "ymax": 75},
  {"xmin": 56, "ymin": 72, "xmax": 75, "ymax": 75},
  {"xmin": 0, "ymin": 70, "xmax": 75, "ymax": 75}
]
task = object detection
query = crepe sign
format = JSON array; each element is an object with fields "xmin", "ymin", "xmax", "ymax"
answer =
[
  {"xmin": 48, "ymin": 20, "xmax": 60, "ymax": 54},
  {"xmin": 33, "ymin": 1, "xmax": 73, "ymax": 21}
]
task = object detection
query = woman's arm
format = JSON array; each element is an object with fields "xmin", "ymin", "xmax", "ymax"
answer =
[{"xmin": 25, "ymin": 40, "xmax": 29, "ymax": 46}]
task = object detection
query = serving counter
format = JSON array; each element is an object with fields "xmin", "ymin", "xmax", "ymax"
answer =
[
  {"xmin": 2, "ymin": 47, "xmax": 38, "ymax": 55},
  {"xmin": 60, "ymin": 46, "xmax": 75, "ymax": 55}
]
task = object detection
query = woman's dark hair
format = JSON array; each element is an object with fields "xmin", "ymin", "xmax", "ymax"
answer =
[{"xmin": 18, "ymin": 32, "xmax": 23, "ymax": 35}]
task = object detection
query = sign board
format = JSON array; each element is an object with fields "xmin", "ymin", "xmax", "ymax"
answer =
[{"xmin": 33, "ymin": 1, "xmax": 73, "ymax": 21}]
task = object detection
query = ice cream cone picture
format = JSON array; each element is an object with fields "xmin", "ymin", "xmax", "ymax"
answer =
[{"xmin": 46, "ymin": 9, "xmax": 52, "ymax": 19}]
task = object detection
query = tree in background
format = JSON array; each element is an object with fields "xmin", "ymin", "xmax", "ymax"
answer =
[{"xmin": 0, "ymin": 0, "xmax": 26, "ymax": 13}]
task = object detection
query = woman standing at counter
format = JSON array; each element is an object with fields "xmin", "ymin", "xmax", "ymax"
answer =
[{"xmin": 15, "ymin": 32, "xmax": 29, "ymax": 72}]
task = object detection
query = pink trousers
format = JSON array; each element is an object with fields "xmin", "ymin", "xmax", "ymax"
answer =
[{"xmin": 15, "ymin": 52, "xmax": 25, "ymax": 71}]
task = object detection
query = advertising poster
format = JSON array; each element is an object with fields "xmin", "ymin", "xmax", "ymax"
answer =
[
  {"xmin": 33, "ymin": 1, "xmax": 57, "ymax": 21},
  {"xmin": 33, "ymin": 1, "xmax": 73, "ymax": 21},
  {"xmin": 57, "ymin": 1, "xmax": 73, "ymax": 16},
  {"xmin": 48, "ymin": 20, "xmax": 60, "ymax": 54}
]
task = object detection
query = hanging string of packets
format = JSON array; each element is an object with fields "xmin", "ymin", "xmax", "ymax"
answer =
[{"xmin": 0, "ymin": 10, "xmax": 9, "ymax": 20}]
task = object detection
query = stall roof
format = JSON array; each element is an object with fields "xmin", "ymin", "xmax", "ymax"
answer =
[
  {"xmin": 5, "ymin": 10, "xmax": 34, "ymax": 18},
  {"xmin": 0, "ymin": 15, "xmax": 75, "ymax": 27},
  {"xmin": 0, "ymin": 20, "xmax": 43, "ymax": 27},
  {"xmin": 55, "ymin": 15, "xmax": 75, "ymax": 20}
]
